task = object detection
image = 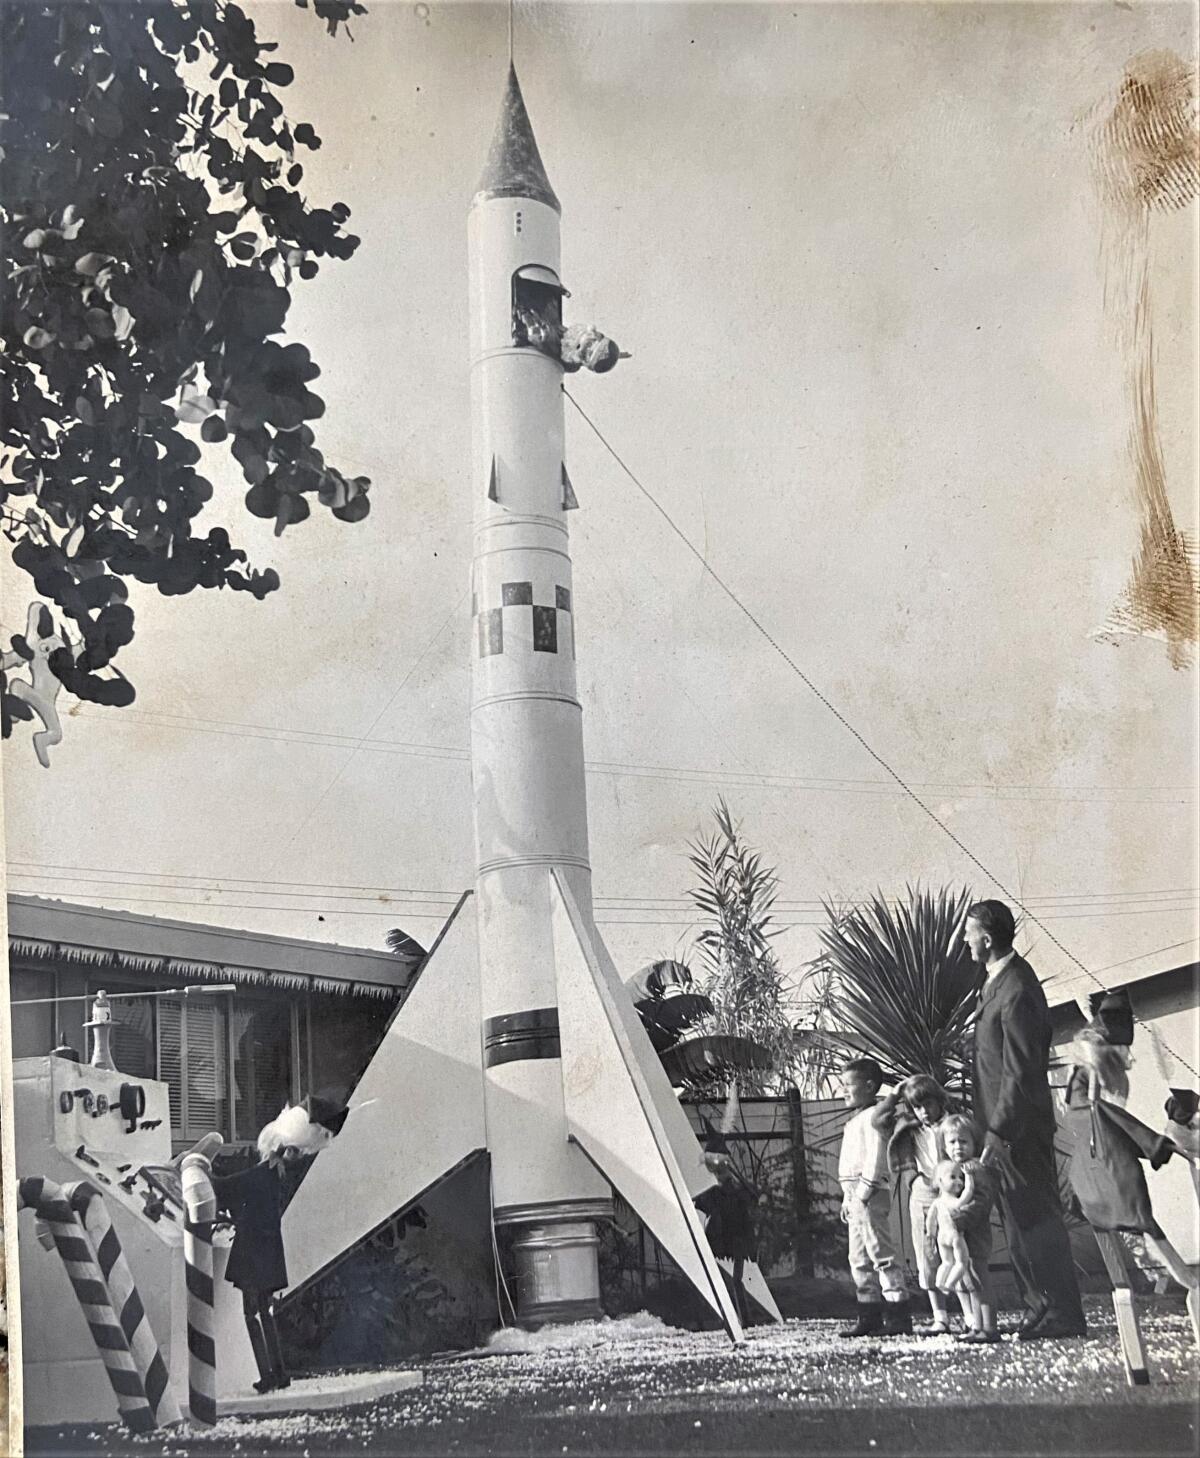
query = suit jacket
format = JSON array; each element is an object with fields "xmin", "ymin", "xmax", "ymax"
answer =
[{"xmin": 972, "ymin": 953, "xmax": 1056, "ymax": 1149}]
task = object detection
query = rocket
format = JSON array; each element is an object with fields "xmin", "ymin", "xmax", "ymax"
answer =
[
  {"xmin": 467, "ymin": 67, "xmax": 614, "ymax": 1317},
  {"xmin": 281, "ymin": 66, "xmax": 768, "ymax": 1339}
]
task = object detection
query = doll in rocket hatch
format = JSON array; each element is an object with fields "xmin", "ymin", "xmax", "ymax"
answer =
[
  {"xmin": 1060, "ymin": 990, "xmax": 1199, "ymax": 1299},
  {"xmin": 514, "ymin": 304, "xmax": 630, "ymax": 374},
  {"xmin": 210, "ymin": 1096, "xmax": 348, "ymax": 1393}
]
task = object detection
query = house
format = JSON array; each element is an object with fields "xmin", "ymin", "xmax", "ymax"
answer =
[{"xmin": 6, "ymin": 896, "xmax": 421, "ymax": 1154}]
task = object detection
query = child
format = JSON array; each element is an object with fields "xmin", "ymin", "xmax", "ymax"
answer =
[
  {"xmin": 873, "ymin": 1074, "xmax": 953, "ymax": 1334},
  {"xmin": 939, "ymin": 1113, "xmax": 1000, "ymax": 1343},
  {"xmin": 837, "ymin": 1058, "xmax": 912, "ymax": 1336},
  {"xmin": 211, "ymin": 1096, "xmax": 347, "ymax": 1393},
  {"xmin": 694, "ymin": 1122, "xmax": 760, "ymax": 1326}
]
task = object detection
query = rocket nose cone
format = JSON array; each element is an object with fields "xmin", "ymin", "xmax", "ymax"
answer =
[{"xmin": 474, "ymin": 63, "xmax": 561, "ymax": 213}]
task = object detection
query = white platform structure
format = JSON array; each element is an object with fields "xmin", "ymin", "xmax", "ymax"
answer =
[
  {"xmin": 12, "ymin": 1053, "xmax": 257, "ymax": 1426},
  {"xmin": 222, "ymin": 1368, "xmax": 423, "ymax": 1417},
  {"xmin": 283, "ymin": 68, "xmax": 778, "ymax": 1342}
]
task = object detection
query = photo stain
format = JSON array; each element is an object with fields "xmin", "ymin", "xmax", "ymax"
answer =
[{"xmin": 1087, "ymin": 51, "xmax": 1199, "ymax": 668}]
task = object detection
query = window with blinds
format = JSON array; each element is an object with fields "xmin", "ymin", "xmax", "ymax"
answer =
[
  {"xmin": 231, "ymin": 997, "xmax": 295, "ymax": 1141},
  {"xmin": 157, "ymin": 997, "xmax": 229, "ymax": 1140},
  {"xmin": 10, "ymin": 967, "xmax": 55, "ymax": 1059}
]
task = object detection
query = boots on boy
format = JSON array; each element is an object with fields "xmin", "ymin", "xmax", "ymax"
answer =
[
  {"xmin": 839, "ymin": 1302, "xmax": 884, "ymax": 1337},
  {"xmin": 260, "ymin": 1300, "xmax": 291, "ymax": 1392},
  {"xmin": 881, "ymin": 1297, "xmax": 913, "ymax": 1336},
  {"xmin": 244, "ymin": 1310, "xmax": 275, "ymax": 1394}
]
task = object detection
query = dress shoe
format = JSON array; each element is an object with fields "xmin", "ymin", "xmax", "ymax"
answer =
[
  {"xmin": 839, "ymin": 1304, "xmax": 884, "ymax": 1337},
  {"xmin": 880, "ymin": 1299, "xmax": 913, "ymax": 1336},
  {"xmin": 1017, "ymin": 1316, "xmax": 1087, "ymax": 1342}
]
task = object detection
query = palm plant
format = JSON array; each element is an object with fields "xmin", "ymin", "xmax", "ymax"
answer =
[
  {"xmin": 685, "ymin": 798, "xmax": 797, "ymax": 1095},
  {"xmin": 815, "ymin": 885, "xmax": 984, "ymax": 1098},
  {"xmin": 791, "ymin": 954, "xmax": 845, "ymax": 1100},
  {"xmin": 385, "ymin": 928, "xmax": 427, "ymax": 975}
]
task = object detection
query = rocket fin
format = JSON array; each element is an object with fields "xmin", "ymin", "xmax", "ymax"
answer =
[
  {"xmin": 719, "ymin": 1258, "xmax": 784, "ymax": 1323},
  {"xmin": 549, "ymin": 872, "xmax": 744, "ymax": 1342},
  {"xmin": 589, "ymin": 935, "xmax": 714, "ymax": 1202},
  {"xmin": 561, "ymin": 464, "xmax": 578, "ymax": 511},
  {"xmin": 488, "ymin": 455, "xmax": 500, "ymax": 502},
  {"xmin": 281, "ymin": 893, "xmax": 486, "ymax": 1296}
]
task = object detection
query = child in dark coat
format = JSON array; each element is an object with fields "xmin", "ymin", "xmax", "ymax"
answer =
[
  {"xmin": 212, "ymin": 1096, "xmax": 347, "ymax": 1393},
  {"xmin": 694, "ymin": 1122, "xmax": 761, "ymax": 1326}
]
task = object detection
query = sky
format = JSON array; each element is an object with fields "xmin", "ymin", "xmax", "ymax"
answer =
[{"xmin": 3, "ymin": 1, "xmax": 1197, "ymax": 1022}]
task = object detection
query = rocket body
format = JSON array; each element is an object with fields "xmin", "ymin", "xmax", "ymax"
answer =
[
  {"xmin": 282, "ymin": 66, "xmax": 748, "ymax": 1342},
  {"xmin": 468, "ymin": 71, "xmax": 611, "ymax": 1264}
]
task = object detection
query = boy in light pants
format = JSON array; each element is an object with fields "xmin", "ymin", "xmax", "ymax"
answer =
[{"xmin": 838, "ymin": 1058, "xmax": 912, "ymax": 1336}]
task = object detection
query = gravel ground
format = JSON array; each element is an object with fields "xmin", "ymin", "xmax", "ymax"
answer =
[{"xmin": 26, "ymin": 1298, "xmax": 1200, "ymax": 1458}]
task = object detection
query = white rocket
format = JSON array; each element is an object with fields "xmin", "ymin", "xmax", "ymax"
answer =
[
  {"xmin": 282, "ymin": 67, "xmax": 774, "ymax": 1338},
  {"xmin": 467, "ymin": 67, "xmax": 614, "ymax": 1315}
]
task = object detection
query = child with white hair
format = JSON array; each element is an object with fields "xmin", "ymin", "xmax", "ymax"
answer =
[
  {"xmin": 211, "ymin": 1096, "xmax": 347, "ymax": 1393},
  {"xmin": 936, "ymin": 1114, "xmax": 1001, "ymax": 1343}
]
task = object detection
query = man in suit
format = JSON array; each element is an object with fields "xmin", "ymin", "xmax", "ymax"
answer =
[{"xmin": 966, "ymin": 899, "xmax": 1087, "ymax": 1340}]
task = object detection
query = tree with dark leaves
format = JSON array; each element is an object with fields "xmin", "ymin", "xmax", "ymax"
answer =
[{"xmin": 1, "ymin": 0, "xmax": 370, "ymax": 743}]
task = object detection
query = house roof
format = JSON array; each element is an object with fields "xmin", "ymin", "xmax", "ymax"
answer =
[
  {"xmin": 1044, "ymin": 942, "xmax": 1198, "ymax": 1010},
  {"xmin": 6, "ymin": 895, "xmax": 423, "ymax": 1001}
]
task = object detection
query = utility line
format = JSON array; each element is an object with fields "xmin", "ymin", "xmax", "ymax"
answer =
[
  {"xmin": 8, "ymin": 875, "xmax": 1197, "ymax": 916},
  {"xmin": 262, "ymin": 593, "xmax": 468, "ymax": 871},
  {"xmin": 6, "ymin": 888, "xmax": 1196, "ymax": 929},
  {"xmin": 8, "ymin": 878, "xmax": 1196, "ymax": 921},
  {"xmin": 565, "ymin": 389, "xmax": 1199, "ymax": 1078},
  {"xmin": 7, "ymin": 863, "xmax": 1196, "ymax": 909},
  {"xmin": 70, "ymin": 706, "xmax": 1197, "ymax": 806}
]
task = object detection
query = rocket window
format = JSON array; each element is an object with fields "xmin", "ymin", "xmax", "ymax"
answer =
[
  {"xmin": 512, "ymin": 265, "xmax": 569, "ymax": 347},
  {"xmin": 532, "ymin": 605, "xmax": 558, "ymax": 653}
]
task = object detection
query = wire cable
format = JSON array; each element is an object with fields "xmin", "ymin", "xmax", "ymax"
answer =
[{"xmin": 564, "ymin": 389, "xmax": 1199, "ymax": 1077}]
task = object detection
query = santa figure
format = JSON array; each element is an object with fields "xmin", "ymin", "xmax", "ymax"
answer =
[
  {"xmin": 211, "ymin": 1096, "xmax": 347, "ymax": 1393},
  {"xmin": 1061, "ymin": 991, "xmax": 1197, "ymax": 1300}
]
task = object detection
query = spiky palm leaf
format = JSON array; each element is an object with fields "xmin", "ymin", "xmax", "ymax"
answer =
[
  {"xmin": 684, "ymin": 799, "xmax": 797, "ymax": 1094},
  {"xmin": 385, "ymin": 928, "xmax": 426, "ymax": 971},
  {"xmin": 817, "ymin": 885, "xmax": 983, "ymax": 1097}
]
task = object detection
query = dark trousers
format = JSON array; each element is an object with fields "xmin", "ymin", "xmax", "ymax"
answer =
[
  {"xmin": 242, "ymin": 1288, "xmax": 287, "ymax": 1386},
  {"xmin": 1000, "ymin": 1135, "xmax": 1085, "ymax": 1324}
]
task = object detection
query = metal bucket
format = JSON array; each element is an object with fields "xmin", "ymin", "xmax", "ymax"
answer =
[{"xmin": 510, "ymin": 1219, "xmax": 603, "ymax": 1327}]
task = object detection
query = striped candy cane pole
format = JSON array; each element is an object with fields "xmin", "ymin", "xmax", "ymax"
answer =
[
  {"xmin": 18, "ymin": 1176, "xmax": 155, "ymax": 1434},
  {"xmin": 181, "ymin": 1153, "xmax": 218, "ymax": 1427},
  {"xmin": 66, "ymin": 1181, "xmax": 183, "ymax": 1430}
]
